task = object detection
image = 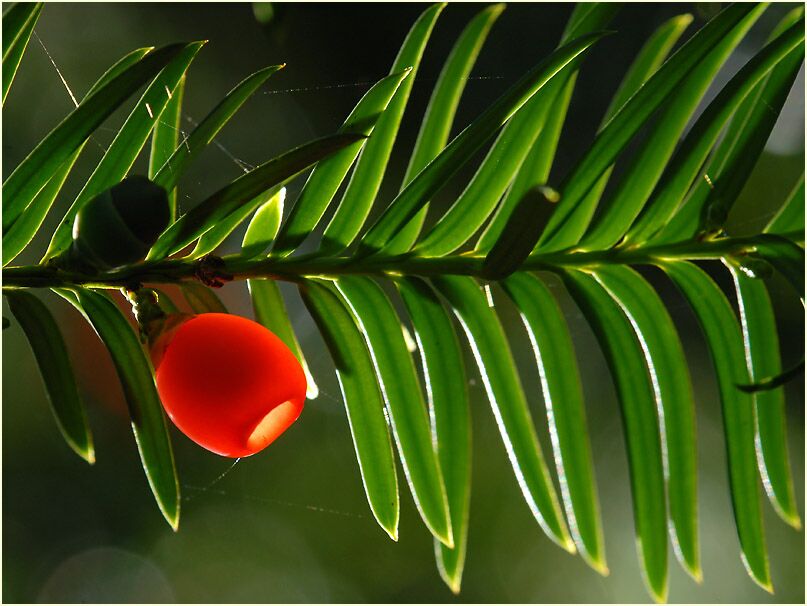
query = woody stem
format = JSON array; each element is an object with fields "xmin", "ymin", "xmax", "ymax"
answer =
[{"xmin": 1, "ymin": 232, "xmax": 797, "ymax": 291}]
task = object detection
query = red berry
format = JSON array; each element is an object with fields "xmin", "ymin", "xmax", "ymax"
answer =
[{"xmin": 152, "ymin": 313, "xmax": 306, "ymax": 457}]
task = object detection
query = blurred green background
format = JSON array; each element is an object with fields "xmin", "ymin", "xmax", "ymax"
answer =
[{"xmin": 3, "ymin": 3, "xmax": 804, "ymax": 602}]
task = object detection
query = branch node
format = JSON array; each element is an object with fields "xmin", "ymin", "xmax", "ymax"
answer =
[{"xmin": 194, "ymin": 254, "xmax": 233, "ymax": 288}]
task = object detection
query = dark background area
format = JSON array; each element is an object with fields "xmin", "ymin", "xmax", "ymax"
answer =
[{"xmin": 3, "ymin": 3, "xmax": 804, "ymax": 603}]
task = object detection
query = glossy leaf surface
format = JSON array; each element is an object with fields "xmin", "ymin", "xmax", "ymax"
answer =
[
  {"xmin": 56, "ymin": 288, "xmax": 180, "ymax": 530},
  {"xmin": 562, "ymin": 269, "xmax": 668, "ymax": 602},
  {"xmin": 397, "ymin": 277, "xmax": 471, "ymax": 592},
  {"xmin": 501, "ymin": 272, "xmax": 606, "ymax": 573},
  {"xmin": 662, "ymin": 261, "xmax": 770, "ymax": 591},
  {"xmin": 337, "ymin": 276, "xmax": 453, "ymax": 547},
  {"xmin": 299, "ymin": 280, "xmax": 399, "ymax": 539},
  {"xmin": 5, "ymin": 290, "xmax": 94, "ymax": 463},
  {"xmin": 431, "ymin": 275, "xmax": 573, "ymax": 552}
]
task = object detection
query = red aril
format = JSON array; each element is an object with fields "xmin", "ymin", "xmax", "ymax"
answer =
[{"xmin": 152, "ymin": 313, "xmax": 306, "ymax": 457}]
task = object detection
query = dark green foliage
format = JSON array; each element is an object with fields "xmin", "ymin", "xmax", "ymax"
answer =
[
  {"xmin": 68, "ymin": 177, "xmax": 171, "ymax": 269},
  {"xmin": 5, "ymin": 290, "xmax": 94, "ymax": 463}
]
